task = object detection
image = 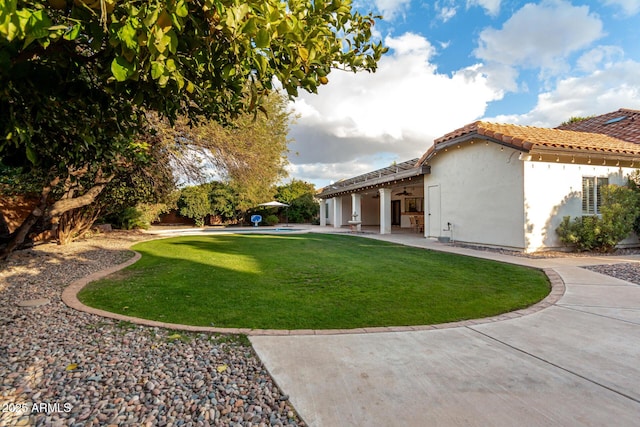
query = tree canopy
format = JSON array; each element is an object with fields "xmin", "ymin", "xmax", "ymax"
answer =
[
  {"xmin": 1, "ymin": 0, "xmax": 385, "ymax": 155},
  {"xmin": 0, "ymin": 0, "xmax": 386, "ymax": 257},
  {"xmin": 274, "ymin": 179, "xmax": 318, "ymax": 223}
]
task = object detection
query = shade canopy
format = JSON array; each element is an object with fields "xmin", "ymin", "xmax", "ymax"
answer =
[{"xmin": 258, "ymin": 201, "xmax": 290, "ymax": 207}]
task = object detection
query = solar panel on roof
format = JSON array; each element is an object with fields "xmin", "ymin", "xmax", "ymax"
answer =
[{"xmin": 605, "ymin": 116, "xmax": 627, "ymax": 124}]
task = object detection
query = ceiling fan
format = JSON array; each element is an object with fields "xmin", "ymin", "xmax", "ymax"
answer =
[{"xmin": 395, "ymin": 187, "xmax": 413, "ymax": 196}]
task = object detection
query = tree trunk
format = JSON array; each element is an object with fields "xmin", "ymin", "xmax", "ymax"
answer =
[
  {"xmin": 0, "ymin": 172, "xmax": 112, "ymax": 260},
  {"xmin": 56, "ymin": 206, "xmax": 101, "ymax": 245},
  {"xmin": 0, "ymin": 196, "xmax": 49, "ymax": 259},
  {"xmin": 0, "ymin": 211, "xmax": 10, "ymax": 236}
]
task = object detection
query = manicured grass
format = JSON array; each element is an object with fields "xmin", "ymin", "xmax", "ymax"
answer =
[{"xmin": 78, "ymin": 234, "xmax": 550, "ymax": 329}]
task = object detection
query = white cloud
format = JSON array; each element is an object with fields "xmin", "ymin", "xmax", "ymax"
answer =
[
  {"xmin": 435, "ymin": 0, "xmax": 458, "ymax": 22},
  {"xmin": 288, "ymin": 32, "xmax": 504, "ymax": 186},
  {"xmin": 604, "ymin": 0, "xmax": 640, "ymax": 15},
  {"xmin": 474, "ymin": 0, "xmax": 604, "ymax": 90},
  {"xmin": 576, "ymin": 46, "xmax": 625, "ymax": 72},
  {"xmin": 290, "ymin": 32, "xmax": 501, "ymax": 142},
  {"xmin": 486, "ymin": 60, "xmax": 640, "ymax": 127},
  {"xmin": 286, "ymin": 156, "xmax": 397, "ymax": 188},
  {"xmin": 371, "ymin": 0, "xmax": 412, "ymax": 20},
  {"xmin": 467, "ymin": 0, "xmax": 501, "ymax": 16},
  {"xmin": 438, "ymin": 6, "xmax": 457, "ymax": 22}
]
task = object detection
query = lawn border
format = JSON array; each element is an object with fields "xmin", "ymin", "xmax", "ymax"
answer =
[{"xmin": 62, "ymin": 245, "xmax": 565, "ymax": 336}]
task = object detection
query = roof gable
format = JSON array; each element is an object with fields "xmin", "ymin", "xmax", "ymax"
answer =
[
  {"xmin": 555, "ymin": 108, "xmax": 640, "ymax": 144},
  {"xmin": 418, "ymin": 120, "xmax": 640, "ymax": 166}
]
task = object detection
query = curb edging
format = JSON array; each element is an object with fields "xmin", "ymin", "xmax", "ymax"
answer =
[{"xmin": 62, "ymin": 250, "xmax": 566, "ymax": 336}]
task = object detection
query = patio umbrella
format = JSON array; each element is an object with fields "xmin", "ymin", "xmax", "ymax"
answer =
[
  {"xmin": 257, "ymin": 201, "xmax": 290, "ymax": 226},
  {"xmin": 258, "ymin": 201, "xmax": 290, "ymax": 207}
]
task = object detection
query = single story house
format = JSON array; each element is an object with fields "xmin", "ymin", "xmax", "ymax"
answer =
[{"xmin": 317, "ymin": 109, "xmax": 640, "ymax": 252}]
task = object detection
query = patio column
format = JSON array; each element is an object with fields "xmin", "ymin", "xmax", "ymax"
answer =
[
  {"xmin": 333, "ymin": 196, "xmax": 343, "ymax": 228},
  {"xmin": 379, "ymin": 188, "xmax": 392, "ymax": 234},
  {"xmin": 351, "ymin": 193, "xmax": 362, "ymax": 221},
  {"xmin": 319, "ymin": 199, "xmax": 327, "ymax": 226},
  {"xmin": 351, "ymin": 193, "xmax": 362, "ymax": 232}
]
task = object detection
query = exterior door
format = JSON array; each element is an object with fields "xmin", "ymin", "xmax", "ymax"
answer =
[
  {"xmin": 427, "ymin": 185, "xmax": 441, "ymax": 237},
  {"xmin": 391, "ymin": 200, "xmax": 401, "ymax": 226}
]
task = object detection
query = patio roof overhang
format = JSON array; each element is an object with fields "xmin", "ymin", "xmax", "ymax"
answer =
[{"xmin": 317, "ymin": 159, "xmax": 430, "ymax": 199}]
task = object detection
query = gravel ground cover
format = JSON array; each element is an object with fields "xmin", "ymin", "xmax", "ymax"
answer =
[
  {"xmin": 583, "ymin": 263, "xmax": 640, "ymax": 285},
  {"xmin": 0, "ymin": 231, "xmax": 304, "ymax": 427},
  {"xmin": 452, "ymin": 243, "xmax": 640, "ymax": 284}
]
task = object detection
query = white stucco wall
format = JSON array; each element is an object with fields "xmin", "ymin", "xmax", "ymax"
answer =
[
  {"xmin": 424, "ymin": 142, "xmax": 526, "ymax": 249},
  {"xmin": 523, "ymin": 161, "xmax": 637, "ymax": 251},
  {"xmin": 324, "ymin": 199, "xmax": 334, "ymax": 225}
]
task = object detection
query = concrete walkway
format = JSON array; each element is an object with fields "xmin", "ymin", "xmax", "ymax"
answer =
[{"xmin": 250, "ymin": 229, "xmax": 640, "ymax": 426}]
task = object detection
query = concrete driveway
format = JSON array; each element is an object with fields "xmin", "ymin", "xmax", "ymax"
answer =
[{"xmin": 250, "ymin": 237, "xmax": 640, "ymax": 426}]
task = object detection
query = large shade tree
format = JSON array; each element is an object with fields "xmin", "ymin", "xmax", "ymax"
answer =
[
  {"xmin": 0, "ymin": 0, "xmax": 386, "ymax": 258},
  {"xmin": 274, "ymin": 179, "xmax": 318, "ymax": 223}
]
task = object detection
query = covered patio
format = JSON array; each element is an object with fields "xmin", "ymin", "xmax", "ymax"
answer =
[{"xmin": 316, "ymin": 159, "xmax": 429, "ymax": 235}]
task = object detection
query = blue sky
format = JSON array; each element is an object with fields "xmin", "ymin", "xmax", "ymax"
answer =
[{"xmin": 285, "ymin": 0, "xmax": 640, "ymax": 189}]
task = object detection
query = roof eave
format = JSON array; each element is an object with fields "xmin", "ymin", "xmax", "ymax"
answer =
[
  {"xmin": 317, "ymin": 165, "xmax": 430, "ymax": 199},
  {"xmin": 419, "ymin": 133, "xmax": 530, "ymax": 165}
]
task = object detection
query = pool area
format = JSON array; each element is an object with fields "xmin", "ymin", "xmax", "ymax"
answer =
[{"xmin": 149, "ymin": 226, "xmax": 311, "ymax": 237}]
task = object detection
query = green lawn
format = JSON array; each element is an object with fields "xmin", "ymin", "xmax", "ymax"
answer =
[{"xmin": 78, "ymin": 233, "xmax": 550, "ymax": 329}]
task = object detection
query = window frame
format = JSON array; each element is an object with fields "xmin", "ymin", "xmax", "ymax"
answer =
[
  {"xmin": 582, "ymin": 176, "xmax": 608, "ymax": 215},
  {"xmin": 405, "ymin": 197, "xmax": 423, "ymax": 213}
]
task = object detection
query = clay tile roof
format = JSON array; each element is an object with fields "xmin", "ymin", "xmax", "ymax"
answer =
[
  {"xmin": 555, "ymin": 108, "xmax": 640, "ymax": 144},
  {"xmin": 472, "ymin": 122, "xmax": 640, "ymax": 153},
  {"xmin": 417, "ymin": 120, "xmax": 640, "ymax": 166}
]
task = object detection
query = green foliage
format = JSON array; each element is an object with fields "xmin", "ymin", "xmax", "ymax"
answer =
[
  {"xmin": 556, "ymin": 184, "xmax": 640, "ymax": 252},
  {"xmin": 136, "ymin": 201, "xmax": 175, "ymax": 226},
  {"xmin": 264, "ymin": 214, "xmax": 279, "ymax": 226},
  {"xmin": 556, "ymin": 216, "xmax": 602, "ymax": 252},
  {"xmin": 150, "ymin": 92, "xmax": 292, "ymax": 220},
  {"xmin": 1, "ymin": 0, "xmax": 386, "ymax": 170},
  {"xmin": 0, "ymin": 162, "xmax": 41, "ymax": 195},
  {"xmin": 0, "ymin": 0, "xmax": 385, "ymax": 255},
  {"xmin": 559, "ymin": 116, "xmax": 594, "ymax": 127},
  {"xmin": 177, "ymin": 184, "xmax": 213, "ymax": 227},
  {"xmin": 118, "ymin": 206, "xmax": 149, "ymax": 230},
  {"xmin": 626, "ymin": 170, "xmax": 640, "ymax": 236},
  {"xmin": 274, "ymin": 179, "xmax": 318, "ymax": 223},
  {"xmin": 209, "ymin": 182, "xmax": 238, "ymax": 223}
]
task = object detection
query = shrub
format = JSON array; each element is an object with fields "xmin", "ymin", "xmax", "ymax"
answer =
[
  {"xmin": 627, "ymin": 170, "xmax": 640, "ymax": 236},
  {"xmin": 137, "ymin": 202, "xmax": 172, "ymax": 226},
  {"xmin": 177, "ymin": 185, "xmax": 213, "ymax": 227},
  {"xmin": 120, "ymin": 207, "xmax": 149, "ymax": 230},
  {"xmin": 557, "ymin": 215, "xmax": 604, "ymax": 252},
  {"xmin": 264, "ymin": 215, "xmax": 279, "ymax": 226},
  {"xmin": 557, "ymin": 184, "xmax": 640, "ymax": 252}
]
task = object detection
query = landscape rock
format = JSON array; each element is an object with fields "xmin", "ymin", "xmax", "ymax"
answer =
[{"xmin": 0, "ymin": 231, "xmax": 305, "ymax": 426}]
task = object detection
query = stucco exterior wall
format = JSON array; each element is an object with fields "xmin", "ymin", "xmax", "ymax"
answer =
[
  {"xmin": 324, "ymin": 199, "xmax": 334, "ymax": 225},
  {"xmin": 523, "ymin": 162, "xmax": 638, "ymax": 251},
  {"xmin": 424, "ymin": 142, "xmax": 526, "ymax": 250}
]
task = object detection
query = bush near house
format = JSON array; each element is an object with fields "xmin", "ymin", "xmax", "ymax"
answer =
[
  {"xmin": 627, "ymin": 171, "xmax": 640, "ymax": 237},
  {"xmin": 557, "ymin": 184, "xmax": 640, "ymax": 252}
]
